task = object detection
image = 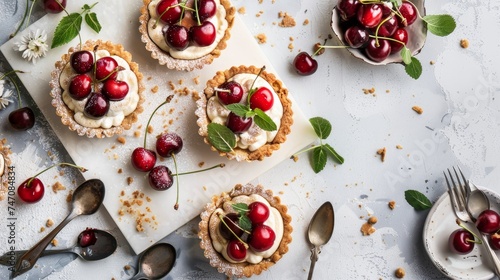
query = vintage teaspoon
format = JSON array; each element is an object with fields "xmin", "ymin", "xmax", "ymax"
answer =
[
  {"xmin": 129, "ymin": 243, "xmax": 176, "ymax": 280},
  {"xmin": 307, "ymin": 201, "xmax": 334, "ymax": 280}
]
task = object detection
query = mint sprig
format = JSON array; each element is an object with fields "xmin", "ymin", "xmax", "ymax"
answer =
[
  {"xmin": 232, "ymin": 203, "xmax": 252, "ymax": 231},
  {"xmin": 207, "ymin": 123, "xmax": 236, "ymax": 153},
  {"xmin": 292, "ymin": 117, "xmax": 344, "ymax": 173},
  {"xmin": 422, "ymin": 14, "xmax": 456, "ymax": 37},
  {"xmin": 404, "ymin": 190, "xmax": 432, "ymax": 210},
  {"xmin": 51, "ymin": 2, "xmax": 101, "ymax": 49}
]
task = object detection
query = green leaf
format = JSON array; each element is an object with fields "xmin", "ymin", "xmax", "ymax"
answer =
[
  {"xmin": 312, "ymin": 146, "xmax": 327, "ymax": 173},
  {"xmin": 423, "ymin": 14, "xmax": 456, "ymax": 37},
  {"xmin": 404, "ymin": 57, "xmax": 422, "ymax": 79},
  {"xmin": 232, "ymin": 203, "xmax": 249, "ymax": 214},
  {"xmin": 207, "ymin": 123, "xmax": 236, "ymax": 153},
  {"xmin": 390, "ymin": 0, "xmax": 402, "ymax": 7},
  {"xmin": 226, "ymin": 103, "xmax": 250, "ymax": 117},
  {"xmin": 253, "ymin": 109, "xmax": 277, "ymax": 131},
  {"xmin": 309, "ymin": 117, "xmax": 332, "ymax": 139},
  {"xmin": 51, "ymin": 13, "xmax": 82, "ymax": 49},
  {"xmin": 404, "ymin": 190, "xmax": 432, "ymax": 210},
  {"xmin": 83, "ymin": 4, "xmax": 91, "ymax": 10},
  {"xmin": 400, "ymin": 46, "xmax": 412, "ymax": 65},
  {"xmin": 238, "ymin": 215, "xmax": 252, "ymax": 232},
  {"xmin": 85, "ymin": 12, "xmax": 101, "ymax": 33},
  {"xmin": 323, "ymin": 143, "xmax": 344, "ymax": 164}
]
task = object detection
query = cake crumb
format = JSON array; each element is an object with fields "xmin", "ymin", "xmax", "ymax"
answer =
[
  {"xmin": 278, "ymin": 12, "xmax": 296, "ymax": 27},
  {"xmin": 460, "ymin": 39, "xmax": 469, "ymax": 49},
  {"xmin": 193, "ymin": 76, "xmax": 200, "ymax": 85},
  {"xmin": 396, "ymin": 145, "xmax": 403, "ymax": 149},
  {"xmin": 303, "ymin": 19, "xmax": 309, "ymax": 25},
  {"xmin": 134, "ymin": 131, "xmax": 141, "ymax": 137},
  {"xmin": 51, "ymin": 239, "xmax": 58, "ymax": 246},
  {"xmin": 151, "ymin": 85, "xmax": 159, "ymax": 93},
  {"xmin": 40, "ymin": 227, "xmax": 45, "ymax": 232},
  {"xmin": 46, "ymin": 219, "xmax": 54, "ymax": 227},
  {"xmin": 117, "ymin": 136, "xmax": 126, "ymax": 144},
  {"xmin": 198, "ymin": 161, "xmax": 205, "ymax": 168},
  {"xmin": 288, "ymin": 43, "xmax": 294, "ymax": 51},
  {"xmin": 256, "ymin": 10, "xmax": 263, "ymax": 17},
  {"xmin": 395, "ymin": 267, "xmax": 406, "ymax": 278},
  {"xmin": 66, "ymin": 191, "xmax": 73, "ymax": 202},
  {"xmin": 388, "ymin": 200, "xmax": 396, "ymax": 210},
  {"xmin": 52, "ymin": 181, "xmax": 66, "ymax": 193},
  {"xmin": 363, "ymin": 87, "xmax": 376, "ymax": 94},
  {"xmin": 147, "ymin": 125, "xmax": 153, "ymax": 134},
  {"xmin": 314, "ymin": 43, "xmax": 325, "ymax": 55},
  {"xmin": 256, "ymin": 33, "xmax": 267, "ymax": 44},
  {"xmin": 430, "ymin": 60, "xmax": 435, "ymax": 65},
  {"xmin": 124, "ymin": 265, "xmax": 131, "ymax": 271},
  {"xmin": 368, "ymin": 216, "xmax": 378, "ymax": 225},
  {"xmin": 361, "ymin": 221, "xmax": 376, "ymax": 236},
  {"xmin": 118, "ymin": 168, "xmax": 123, "ymax": 174},
  {"xmin": 377, "ymin": 147, "xmax": 386, "ymax": 162},
  {"xmin": 127, "ymin": 177, "xmax": 134, "ymax": 185},
  {"xmin": 412, "ymin": 105, "xmax": 423, "ymax": 114},
  {"xmin": 237, "ymin": 7, "xmax": 246, "ymax": 14}
]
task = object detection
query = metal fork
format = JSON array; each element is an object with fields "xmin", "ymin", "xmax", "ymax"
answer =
[{"xmin": 444, "ymin": 166, "xmax": 500, "ymax": 277}]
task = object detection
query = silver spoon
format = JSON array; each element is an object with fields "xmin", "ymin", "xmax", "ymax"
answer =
[
  {"xmin": 130, "ymin": 243, "xmax": 176, "ymax": 280},
  {"xmin": 12, "ymin": 179, "xmax": 105, "ymax": 277},
  {"xmin": 307, "ymin": 201, "xmax": 334, "ymax": 280},
  {"xmin": 0, "ymin": 229, "xmax": 116, "ymax": 265}
]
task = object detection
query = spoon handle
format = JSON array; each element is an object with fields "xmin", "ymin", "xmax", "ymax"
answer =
[
  {"xmin": 12, "ymin": 210, "xmax": 78, "ymax": 277},
  {"xmin": 0, "ymin": 248, "xmax": 77, "ymax": 266},
  {"xmin": 307, "ymin": 246, "xmax": 320, "ymax": 280},
  {"xmin": 480, "ymin": 232, "xmax": 500, "ymax": 277}
]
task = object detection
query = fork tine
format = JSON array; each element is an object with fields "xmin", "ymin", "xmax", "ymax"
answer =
[
  {"xmin": 444, "ymin": 170, "xmax": 462, "ymax": 220},
  {"xmin": 448, "ymin": 168, "xmax": 467, "ymax": 212},
  {"xmin": 452, "ymin": 166, "xmax": 468, "ymax": 207},
  {"xmin": 457, "ymin": 166, "xmax": 472, "ymax": 197}
]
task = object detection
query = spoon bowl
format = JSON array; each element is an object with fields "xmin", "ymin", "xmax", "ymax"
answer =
[
  {"xmin": 130, "ymin": 243, "xmax": 176, "ymax": 280},
  {"xmin": 307, "ymin": 201, "xmax": 334, "ymax": 280},
  {"xmin": 467, "ymin": 188, "xmax": 490, "ymax": 221}
]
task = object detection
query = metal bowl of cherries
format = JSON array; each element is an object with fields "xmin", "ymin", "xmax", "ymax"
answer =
[{"xmin": 331, "ymin": 0, "xmax": 427, "ymax": 66}]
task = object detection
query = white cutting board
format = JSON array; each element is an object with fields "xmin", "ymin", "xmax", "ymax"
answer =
[{"xmin": 0, "ymin": 0, "xmax": 316, "ymax": 254}]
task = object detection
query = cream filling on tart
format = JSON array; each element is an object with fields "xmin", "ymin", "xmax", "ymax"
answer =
[
  {"xmin": 208, "ymin": 194, "xmax": 284, "ymax": 264},
  {"xmin": 147, "ymin": 0, "xmax": 228, "ymax": 60},
  {"xmin": 206, "ymin": 73, "xmax": 284, "ymax": 151},
  {"xmin": 59, "ymin": 50, "xmax": 140, "ymax": 129}
]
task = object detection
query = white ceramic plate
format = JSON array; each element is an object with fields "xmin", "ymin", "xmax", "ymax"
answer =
[{"xmin": 423, "ymin": 187, "xmax": 500, "ymax": 280}]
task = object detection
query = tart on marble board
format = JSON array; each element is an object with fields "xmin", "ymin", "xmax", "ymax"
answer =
[
  {"xmin": 195, "ymin": 65, "xmax": 293, "ymax": 161},
  {"xmin": 0, "ymin": 139, "xmax": 12, "ymax": 200},
  {"xmin": 139, "ymin": 0, "xmax": 236, "ymax": 71},
  {"xmin": 49, "ymin": 40, "xmax": 144, "ymax": 138},
  {"xmin": 198, "ymin": 183, "xmax": 292, "ymax": 278}
]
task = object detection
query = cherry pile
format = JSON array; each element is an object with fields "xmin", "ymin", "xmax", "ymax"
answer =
[
  {"xmin": 155, "ymin": 0, "xmax": 218, "ymax": 51},
  {"xmin": 337, "ymin": 0, "xmax": 417, "ymax": 62},
  {"xmin": 219, "ymin": 201, "xmax": 276, "ymax": 262},
  {"xmin": 68, "ymin": 48, "xmax": 130, "ymax": 119},
  {"xmin": 449, "ymin": 209, "xmax": 500, "ymax": 254}
]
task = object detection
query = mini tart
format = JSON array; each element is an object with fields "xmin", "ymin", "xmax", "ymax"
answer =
[
  {"xmin": 0, "ymin": 139, "xmax": 12, "ymax": 200},
  {"xmin": 49, "ymin": 40, "xmax": 144, "ymax": 138},
  {"xmin": 199, "ymin": 183, "xmax": 292, "ymax": 278},
  {"xmin": 195, "ymin": 65, "xmax": 293, "ymax": 161},
  {"xmin": 139, "ymin": 0, "xmax": 235, "ymax": 71}
]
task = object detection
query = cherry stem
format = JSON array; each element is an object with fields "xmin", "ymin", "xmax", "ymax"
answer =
[
  {"xmin": 456, "ymin": 219, "xmax": 483, "ymax": 244},
  {"xmin": 374, "ymin": 15, "xmax": 393, "ymax": 46},
  {"xmin": 368, "ymin": 34, "xmax": 404, "ymax": 47},
  {"xmin": 153, "ymin": 3, "xmax": 188, "ymax": 28},
  {"xmin": 195, "ymin": 0, "xmax": 201, "ymax": 25},
  {"xmin": 1, "ymin": 70, "xmax": 26, "ymax": 108},
  {"xmin": 247, "ymin": 66, "xmax": 266, "ymax": 104},
  {"xmin": 172, "ymin": 153, "xmax": 180, "ymax": 210},
  {"xmin": 96, "ymin": 66, "xmax": 125, "ymax": 83},
  {"xmin": 171, "ymin": 163, "xmax": 225, "ymax": 176},
  {"xmin": 217, "ymin": 213, "xmax": 249, "ymax": 248},
  {"xmin": 92, "ymin": 45, "xmax": 98, "ymax": 92},
  {"xmin": 143, "ymin": 95, "xmax": 174, "ymax": 148},
  {"xmin": 291, "ymin": 142, "xmax": 323, "ymax": 158},
  {"xmin": 10, "ymin": 0, "xmax": 33, "ymax": 38},
  {"xmin": 27, "ymin": 162, "xmax": 88, "ymax": 186}
]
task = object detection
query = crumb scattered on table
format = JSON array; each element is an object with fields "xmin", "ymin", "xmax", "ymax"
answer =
[
  {"xmin": 256, "ymin": 33, "xmax": 267, "ymax": 44},
  {"xmin": 303, "ymin": 19, "xmax": 309, "ymax": 25},
  {"xmin": 314, "ymin": 43, "xmax": 325, "ymax": 55},
  {"xmin": 389, "ymin": 200, "xmax": 396, "ymax": 210},
  {"xmin": 278, "ymin": 11, "xmax": 296, "ymax": 27},
  {"xmin": 151, "ymin": 85, "xmax": 159, "ymax": 93},
  {"xmin": 117, "ymin": 136, "xmax": 126, "ymax": 144},
  {"xmin": 368, "ymin": 216, "xmax": 378, "ymax": 225},
  {"xmin": 377, "ymin": 147, "xmax": 386, "ymax": 162},
  {"xmin": 396, "ymin": 145, "xmax": 403, "ymax": 150},
  {"xmin": 46, "ymin": 219, "xmax": 54, "ymax": 227},
  {"xmin": 460, "ymin": 39, "xmax": 469, "ymax": 49},
  {"xmin": 237, "ymin": 7, "xmax": 246, "ymax": 14},
  {"xmin": 363, "ymin": 87, "xmax": 375, "ymax": 95},
  {"xmin": 361, "ymin": 220, "xmax": 376, "ymax": 236},
  {"xmin": 51, "ymin": 239, "xmax": 58, "ymax": 246},
  {"xmin": 412, "ymin": 105, "xmax": 423, "ymax": 114},
  {"xmin": 395, "ymin": 267, "xmax": 406, "ymax": 278},
  {"xmin": 52, "ymin": 181, "xmax": 66, "ymax": 193}
]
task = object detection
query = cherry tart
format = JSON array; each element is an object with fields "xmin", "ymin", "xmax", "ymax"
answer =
[
  {"xmin": 0, "ymin": 139, "xmax": 12, "ymax": 200},
  {"xmin": 139, "ymin": 0, "xmax": 236, "ymax": 71},
  {"xmin": 49, "ymin": 40, "xmax": 144, "ymax": 138},
  {"xmin": 199, "ymin": 183, "xmax": 292, "ymax": 278},
  {"xmin": 195, "ymin": 65, "xmax": 293, "ymax": 161}
]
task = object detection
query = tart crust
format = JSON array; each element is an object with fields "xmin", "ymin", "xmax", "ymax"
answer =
[
  {"xmin": 195, "ymin": 65, "xmax": 293, "ymax": 161},
  {"xmin": 139, "ymin": 0, "xmax": 236, "ymax": 71},
  {"xmin": 49, "ymin": 40, "xmax": 144, "ymax": 138},
  {"xmin": 0, "ymin": 139, "xmax": 12, "ymax": 200},
  {"xmin": 199, "ymin": 183, "xmax": 293, "ymax": 278}
]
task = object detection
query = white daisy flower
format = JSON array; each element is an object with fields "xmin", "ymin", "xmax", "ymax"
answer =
[{"xmin": 13, "ymin": 29, "xmax": 49, "ymax": 64}]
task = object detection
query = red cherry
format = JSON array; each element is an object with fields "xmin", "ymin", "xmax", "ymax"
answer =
[
  {"xmin": 365, "ymin": 38, "xmax": 391, "ymax": 62},
  {"xmin": 193, "ymin": 0, "xmax": 217, "ymax": 22},
  {"xmin": 293, "ymin": 52, "xmax": 318, "ymax": 76},
  {"xmin": 344, "ymin": 26, "xmax": 369, "ymax": 48},
  {"xmin": 476, "ymin": 209, "xmax": 500, "ymax": 234},
  {"xmin": 156, "ymin": 0, "xmax": 182, "ymax": 25},
  {"xmin": 70, "ymin": 50, "xmax": 94, "ymax": 74},
  {"xmin": 248, "ymin": 224, "xmax": 276, "ymax": 252},
  {"xmin": 226, "ymin": 240, "xmax": 247, "ymax": 262},
  {"xmin": 336, "ymin": 0, "xmax": 360, "ymax": 21},
  {"xmin": 247, "ymin": 202, "xmax": 270, "ymax": 224},
  {"xmin": 490, "ymin": 232, "xmax": 500, "ymax": 250},
  {"xmin": 449, "ymin": 228, "xmax": 475, "ymax": 254},
  {"xmin": 95, "ymin": 57, "xmax": 118, "ymax": 81},
  {"xmin": 69, "ymin": 74, "xmax": 92, "ymax": 100},
  {"xmin": 84, "ymin": 92, "xmax": 110, "ymax": 119},
  {"xmin": 131, "ymin": 147, "xmax": 157, "ymax": 172},
  {"xmin": 9, "ymin": 107, "xmax": 35, "ymax": 130},
  {"xmin": 219, "ymin": 213, "xmax": 244, "ymax": 240},
  {"xmin": 78, "ymin": 228, "xmax": 97, "ymax": 247},
  {"xmin": 165, "ymin": 25, "xmax": 190, "ymax": 51},
  {"xmin": 250, "ymin": 87, "xmax": 274, "ymax": 111},
  {"xmin": 216, "ymin": 81, "xmax": 243, "ymax": 105},
  {"xmin": 371, "ymin": 15, "xmax": 398, "ymax": 37},
  {"xmin": 226, "ymin": 112, "xmax": 252, "ymax": 134},
  {"xmin": 190, "ymin": 21, "xmax": 216, "ymax": 47},
  {"xmin": 357, "ymin": 4, "xmax": 383, "ymax": 28},
  {"xmin": 397, "ymin": 1, "xmax": 418, "ymax": 27},
  {"xmin": 389, "ymin": 28, "xmax": 409, "ymax": 54},
  {"xmin": 17, "ymin": 177, "xmax": 45, "ymax": 203},
  {"xmin": 102, "ymin": 79, "xmax": 129, "ymax": 101},
  {"xmin": 148, "ymin": 165, "xmax": 173, "ymax": 191},
  {"xmin": 43, "ymin": 0, "xmax": 66, "ymax": 13},
  {"xmin": 156, "ymin": 132, "xmax": 183, "ymax": 157}
]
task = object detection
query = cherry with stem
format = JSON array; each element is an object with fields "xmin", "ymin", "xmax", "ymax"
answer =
[{"xmin": 3, "ymin": 70, "xmax": 36, "ymax": 130}]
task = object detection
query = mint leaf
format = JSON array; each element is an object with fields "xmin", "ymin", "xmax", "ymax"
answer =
[
  {"xmin": 232, "ymin": 203, "xmax": 248, "ymax": 214},
  {"xmin": 253, "ymin": 109, "xmax": 277, "ymax": 131},
  {"xmin": 400, "ymin": 46, "xmax": 412, "ymax": 65},
  {"xmin": 423, "ymin": 14, "xmax": 456, "ymax": 37},
  {"xmin": 207, "ymin": 123, "xmax": 236, "ymax": 153},
  {"xmin": 404, "ymin": 56, "xmax": 422, "ymax": 79},
  {"xmin": 85, "ymin": 12, "xmax": 101, "ymax": 33},
  {"xmin": 405, "ymin": 190, "xmax": 432, "ymax": 210},
  {"xmin": 312, "ymin": 146, "xmax": 327, "ymax": 173},
  {"xmin": 226, "ymin": 103, "xmax": 250, "ymax": 117},
  {"xmin": 324, "ymin": 143, "xmax": 344, "ymax": 164},
  {"xmin": 51, "ymin": 13, "xmax": 82, "ymax": 49},
  {"xmin": 239, "ymin": 215, "xmax": 252, "ymax": 231},
  {"xmin": 310, "ymin": 117, "xmax": 332, "ymax": 139}
]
